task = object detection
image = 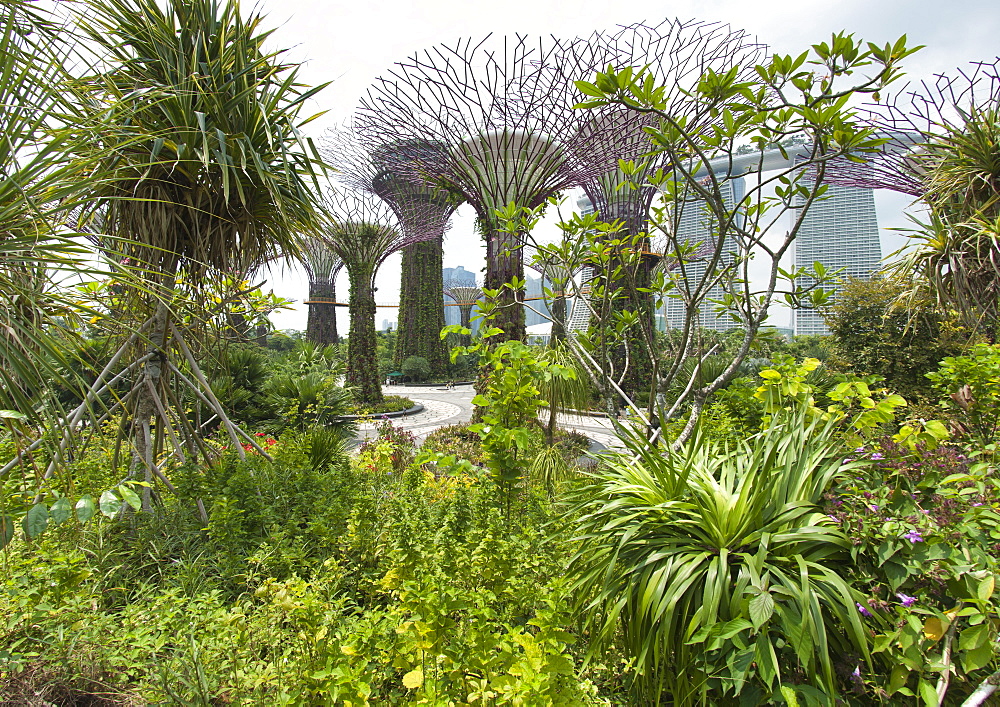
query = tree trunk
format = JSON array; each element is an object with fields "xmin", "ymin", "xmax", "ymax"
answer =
[
  {"xmin": 484, "ymin": 221, "xmax": 525, "ymax": 342},
  {"xmin": 551, "ymin": 294, "xmax": 567, "ymax": 342},
  {"xmin": 395, "ymin": 235, "xmax": 448, "ymax": 373},
  {"xmin": 130, "ymin": 298, "xmax": 170, "ymax": 512},
  {"xmin": 306, "ymin": 281, "xmax": 339, "ymax": 345},
  {"xmin": 459, "ymin": 304, "xmax": 475, "ymax": 346},
  {"xmin": 345, "ymin": 265, "xmax": 383, "ymax": 405}
]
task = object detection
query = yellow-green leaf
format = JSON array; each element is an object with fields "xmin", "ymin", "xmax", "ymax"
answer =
[
  {"xmin": 402, "ymin": 668, "xmax": 423, "ymax": 690},
  {"xmin": 978, "ymin": 575, "xmax": 995, "ymax": 602},
  {"xmin": 922, "ymin": 616, "xmax": 946, "ymax": 642}
]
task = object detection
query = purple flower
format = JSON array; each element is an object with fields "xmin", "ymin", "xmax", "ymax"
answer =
[
  {"xmin": 903, "ymin": 529, "xmax": 924, "ymax": 543},
  {"xmin": 863, "ymin": 491, "xmax": 873, "ymax": 499},
  {"xmin": 896, "ymin": 592, "xmax": 917, "ymax": 608},
  {"xmin": 870, "ymin": 452, "xmax": 884, "ymax": 460},
  {"xmin": 856, "ymin": 602, "xmax": 873, "ymax": 617},
  {"xmin": 855, "ymin": 447, "xmax": 866, "ymax": 453},
  {"xmin": 869, "ymin": 504, "xmax": 879, "ymax": 512},
  {"xmin": 842, "ymin": 458, "xmax": 854, "ymax": 465},
  {"xmin": 972, "ymin": 502, "xmax": 984, "ymax": 507}
]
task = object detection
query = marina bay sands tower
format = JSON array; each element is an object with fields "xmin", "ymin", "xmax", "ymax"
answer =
[
  {"xmin": 790, "ymin": 180, "xmax": 881, "ymax": 335},
  {"xmin": 660, "ymin": 146, "xmax": 881, "ymax": 335}
]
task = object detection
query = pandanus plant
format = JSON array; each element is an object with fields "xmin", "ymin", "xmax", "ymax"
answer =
[{"xmin": 58, "ymin": 0, "xmax": 327, "ymax": 511}]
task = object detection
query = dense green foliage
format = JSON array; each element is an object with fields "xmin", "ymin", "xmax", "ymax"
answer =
[
  {"xmin": 2, "ymin": 6, "xmax": 1000, "ymax": 704},
  {"xmin": 0, "ymin": 423, "xmax": 614, "ymax": 704},
  {"xmin": 401, "ymin": 355, "xmax": 432, "ymax": 382},
  {"xmin": 825, "ymin": 278, "xmax": 971, "ymax": 400}
]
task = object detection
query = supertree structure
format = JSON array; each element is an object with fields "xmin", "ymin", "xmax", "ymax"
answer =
[
  {"xmin": 557, "ymin": 20, "xmax": 766, "ymax": 392},
  {"xmin": 525, "ymin": 252, "xmax": 582, "ymax": 342},
  {"xmin": 300, "ymin": 238, "xmax": 344, "ymax": 345},
  {"xmin": 824, "ymin": 60, "xmax": 1000, "ymax": 198},
  {"xmin": 324, "ymin": 128, "xmax": 462, "ymax": 374},
  {"xmin": 443, "ymin": 277, "xmax": 483, "ymax": 345},
  {"xmin": 357, "ymin": 33, "xmax": 630, "ymax": 342},
  {"xmin": 321, "ymin": 188, "xmax": 438, "ymax": 404}
]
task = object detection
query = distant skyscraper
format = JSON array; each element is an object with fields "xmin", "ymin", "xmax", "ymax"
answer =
[
  {"xmin": 523, "ymin": 274, "xmax": 552, "ymax": 326},
  {"xmin": 664, "ymin": 176, "xmax": 747, "ymax": 332},
  {"xmin": 659, "ymin": 148, "xmax": 881, "ymax": 336},
  {"xmin": 442, "ymin": 265, "xmax": 476, "ymax": 287},
  {"xmin": 792, "ymin": 182, "xmax": 881, "ymax": 335}
]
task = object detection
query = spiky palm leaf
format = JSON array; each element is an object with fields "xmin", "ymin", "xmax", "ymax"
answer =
[
  {"xmin": 74, "ymin": 0, "xmax": 327, "ymax": 283},
  {"xmin": 0, "ymin": 1, "xmax": 107, "ymax": 428}
]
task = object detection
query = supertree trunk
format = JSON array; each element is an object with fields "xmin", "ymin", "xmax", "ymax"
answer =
[
  {"xmin": 345, "ymin": 264, "xmax": 382, "ymax": 404},
  {"xmin": 485, "ymin": 221, "xmax": 525, "ymax": 341},
  {"xmin": 395, "ymin": 235, "xmax": 448, "ymax": 372},
  {"xmin": 457, "ymin": 303, "xmax": 476, "ymax": 345},
  {"xmin": 306, "ymin": 280, "xmax": 339, "ymax": 345}
]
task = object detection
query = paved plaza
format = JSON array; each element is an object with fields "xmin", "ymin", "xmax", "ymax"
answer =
[{"xmin": 353, "ymin": 383, "xmax": 624, "ymax": 451}]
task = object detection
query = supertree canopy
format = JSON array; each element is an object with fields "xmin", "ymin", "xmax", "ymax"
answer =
[
  {"xmin": 824, "ymin": 60, "xmax": 1000, "ymax": 199},
  {"xmin": 357, "ymin": 33, "xmax": 629, "ymax": 342},
  {"xmin": 324, "ymin": 129, "xmax": 461, "ymax": 375},
  {"xmin": 443, "ymin": 278, "xmax": 483, "ymax": 344},
  {"xmin": 321, "ymin": 188, "xmax": 437, "ymax": 403},
  {"xmin": 299, "ymin": 238, "xmax": 343, "ymax": 345},
  {"xmin": 571, "ymin": 19, "xmax": 766, "ymax": 235}
]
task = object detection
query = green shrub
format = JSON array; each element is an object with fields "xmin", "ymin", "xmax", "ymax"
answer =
[
  {"xmin": 345, "ymin": 394, "xmax": 414, "ymax": 416},
  {"xmin": 824, "ymin": 438, "xmax": 1000, "ymax": 702},
  {"xmin": 569, "ymin": 408, "xmax": 872, "ymax": 704},
  {"xmin": 926, "ymin": 342, "xmax": 1000, "ymax": 452},
  {"xmin": 400, "ymin": 355, "xmax": 431, "ymax": 382}
]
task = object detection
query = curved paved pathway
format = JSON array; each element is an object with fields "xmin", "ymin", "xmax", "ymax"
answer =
[{"xmin": 353, "ymin": 384, "xmax": 624, "ymax": 451}]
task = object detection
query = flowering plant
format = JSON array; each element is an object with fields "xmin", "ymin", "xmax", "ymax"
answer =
[{"xmin": 824, "ymin": 439, "xmax": 1000, "ymax": 702}]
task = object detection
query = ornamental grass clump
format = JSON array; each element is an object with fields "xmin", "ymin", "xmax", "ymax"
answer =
[{"xmin": 568, "ymin": 407, "xmax": 871, "ymax": 704}]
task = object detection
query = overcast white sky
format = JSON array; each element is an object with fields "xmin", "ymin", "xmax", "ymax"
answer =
[{"xmin": 256, "ymin": 0, "xmax": 1000, "ymax": 331}]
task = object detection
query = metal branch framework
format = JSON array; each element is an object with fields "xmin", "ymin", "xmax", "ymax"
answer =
[
  {"xmin": 571, "ymin": 19, "xmax": 767, "ymax": 234},
  {"xmin": 300, "ymin": 238, "xmax": 344, "ymax": 344},
  {"xmin": 825, "ymin": 59, "xmax": 1000, "ymax": 333},
  {"xmin": 323, "ymin": 126, "xmax": 462, "ymax": 373},
  {"xmin": 321, "ymin": 187, "xmax": 437, "ymax": 402},
  {"xmin": 357, "ymin": 33, "xmax": 631, "ymax": 341},
  {"xmin": 824, "ymin": 59, "xmax": 1000, "ymax": 196}
]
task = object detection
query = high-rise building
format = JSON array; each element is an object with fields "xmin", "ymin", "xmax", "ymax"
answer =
[
  {"xmin": 442, "ymin": 265, "xmax": 476, "ymax": 287},
  {"xmin": 523, "ymin": 274, "xmax": 552, "ymax": 326},
  {"xmin": 659, "ymin": 148, "xmax": 881, "ymax": 336},
  {"xmin": 663, "ymin": 176, "xmax": 747, "ymax": 332},
  {"xmin": 792, "ymin": 182, "xmax": 881, "ymax": 335}
]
